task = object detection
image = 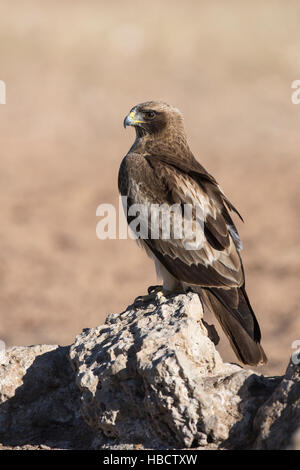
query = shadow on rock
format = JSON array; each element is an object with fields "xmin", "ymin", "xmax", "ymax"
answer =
[{"xmin": 0, "ymin": 345, "xmax": 96, "ymax": 449}]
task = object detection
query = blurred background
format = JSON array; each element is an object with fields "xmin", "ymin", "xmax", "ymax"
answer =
[{"xmin": 0, "ymin": 0, "xmax": 299, "ymax": 376}]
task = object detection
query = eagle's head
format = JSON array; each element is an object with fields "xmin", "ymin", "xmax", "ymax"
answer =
[{"xmin": 123, "ymin": 101, "xmax": 184, "ymax": 137}]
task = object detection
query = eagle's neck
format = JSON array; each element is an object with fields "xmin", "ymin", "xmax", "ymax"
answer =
[{"xmin": 132, "ymin": 122, "xmax": 189, "ymax": 155}]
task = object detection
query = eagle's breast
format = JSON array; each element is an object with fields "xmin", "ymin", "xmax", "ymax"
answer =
[{"xmin": 118, "ymin": 152, "xmax": 165, "ymax": 205}]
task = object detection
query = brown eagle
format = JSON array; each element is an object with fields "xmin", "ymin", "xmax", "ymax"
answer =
[{"xmin": 119, "ymin": 101, "xmax": 267, "ymax": 366}]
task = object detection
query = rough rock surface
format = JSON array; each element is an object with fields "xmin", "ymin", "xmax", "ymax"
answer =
[
  {"xmin": 69, "ymin": 291, "xmax": 299, "ymax": 450},
  {"xmin": 253, "ymin": 359, "xmax": 300, "ymax": 450},
  {"xmin": 0, "ymin": 344, "xmax": 96, "ymax": 449},
  {"xmin": 0, "ymin": 291, "xmax": 299, "ymax": 449}
]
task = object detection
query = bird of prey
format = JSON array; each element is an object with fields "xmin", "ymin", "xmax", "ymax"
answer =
[{"xmin": 119, "ymin": 101, "xmax": 267, "ymax": 366}]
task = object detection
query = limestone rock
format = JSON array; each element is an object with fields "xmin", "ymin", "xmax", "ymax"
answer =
[
  {"xmin": 69, "ymin": 291, "xmax": 282, "ymax": 449},
  {"xmin": 253, "ymin": 359, "xmax": 300, "ymax": 450},
  {"xmin": 0, "ymin": 344, "xmax": 96, "ymax": 449},
  {"xmin": 0, "ymin": 290, "xmax": 298, "ymax": 450}
]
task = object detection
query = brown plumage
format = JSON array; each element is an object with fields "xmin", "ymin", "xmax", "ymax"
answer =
[{"xmin": 119, "ymin": 101, "xmax": 267, "ymax": 366}]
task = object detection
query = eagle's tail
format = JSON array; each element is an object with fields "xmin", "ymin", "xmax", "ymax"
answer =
[{"xmin": 198, "ymin": 285, "xmax": 267, "ymax": 366}]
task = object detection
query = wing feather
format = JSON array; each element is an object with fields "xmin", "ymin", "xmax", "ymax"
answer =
[{"xmin": 124, "ymin": 154, "xmax": 244, "ymax": 289}]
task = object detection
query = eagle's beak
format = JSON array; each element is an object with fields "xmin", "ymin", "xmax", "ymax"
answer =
[
  {"xmin": 123, "ymin": 110, "xmax": 145, "ymax": 128},
  {"xmin": 123, "ymin": 113, "xmax": 132, "ymax": 128}
]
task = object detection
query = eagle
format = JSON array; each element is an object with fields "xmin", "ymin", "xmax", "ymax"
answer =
[{"xmin": 119, "ymin": 101, "xmax": 267, "ymax": 366}]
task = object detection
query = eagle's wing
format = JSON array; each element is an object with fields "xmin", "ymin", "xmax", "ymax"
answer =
[
  {"xmin": 121, "ymin": 150, "xmax": 266, "ymax": 365},
  {"xmin": 139, "ymin": 154, "xmax": 244, "ymax": 289},
  {"xmin": 139, "ymin": 154, "xmax": 267, "ymax": 363}
]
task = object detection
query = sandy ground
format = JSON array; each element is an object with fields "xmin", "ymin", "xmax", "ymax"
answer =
[{"xmin": 0, "ymin": 0, "xmax": 299, "ymax": 376}]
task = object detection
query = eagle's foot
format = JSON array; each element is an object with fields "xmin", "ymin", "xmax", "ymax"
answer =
[
  {"xmin": 134, "ymin": 286, "xmax": 163, "ymax": 306},
  {"xmin": 147, "ymin": 285, "xmax": 163, "ymax": 295}
]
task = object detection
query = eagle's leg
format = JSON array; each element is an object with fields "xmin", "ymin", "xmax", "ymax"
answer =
[
  {"xmin": 154, "ymin": 257, "xmax": 183, "ymax": 295},
  {"xmin": 133, "ymin": 256, "xmax": 184, "ymax": 305}
]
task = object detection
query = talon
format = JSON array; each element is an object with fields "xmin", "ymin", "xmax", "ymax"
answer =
[
  {"xmin": 133, "ymin": 290, "xmax": 162, "ymax": 306},
  {"xmin": 147, "ymin": 285, "xmax": 163, "ymax": 295}
]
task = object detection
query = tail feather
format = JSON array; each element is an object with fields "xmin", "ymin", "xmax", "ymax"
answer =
[{"xmin": 198, "ymin": 286, "xmax": 267, "ymax": 366}]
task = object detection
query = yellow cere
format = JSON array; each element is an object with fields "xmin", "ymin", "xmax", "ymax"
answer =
[{"xmin": 129, "ymin": 110, "xmax": 145, "ymax": 124}]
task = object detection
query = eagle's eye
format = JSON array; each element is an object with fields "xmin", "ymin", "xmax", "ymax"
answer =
[{"xmin": 144, "ymin": 111, "xmax": 156, "ymax": 120}]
